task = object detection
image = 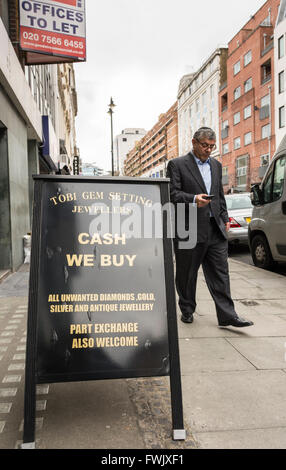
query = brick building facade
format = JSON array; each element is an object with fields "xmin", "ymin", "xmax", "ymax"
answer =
[
  {"xmin": 219, "ymin": 0, "xmax": 281, "ymax": 193},
  {"xmin": 124, "ymin": 102, "xmax": 178, "ymax": 177}
]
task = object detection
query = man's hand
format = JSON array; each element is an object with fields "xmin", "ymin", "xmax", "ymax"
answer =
[
  {"xmin": 195, "ymin": 194, "xmax": 211, "ymax": 208},
  {"xmin": 225, "ymin": 222, "xmax": 230, "ymax": 232}
]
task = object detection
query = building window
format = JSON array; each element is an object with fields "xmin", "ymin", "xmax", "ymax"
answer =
[
  {"xmin": 234, "ymin": 60, "xmax": 241, "ymax": 75},
  {"xmin": 210, "ymin": 84, "xmax": 215, "ymax": 110},
  {"xmin": 244, "ymin": 50, "xmax": 252, "ymax": 66},
  {"xmin": 279, "ymin": 106, "xmax": 285, "ymax": 128},
  {"xmin": 196, "ymin": 99, "xmax": 200, "ymax": 112},
  {"xmin": 202, "ymin": 91, "xmax": 207, "ymax": 113},
  {"xmin": 234, "ymin": 86, "xmax": 241, "ymax": 100},
  {"xmin": 122, "ymin": 138, "xmax": 127, "ymax": 142},
  {"xmin": 222, "ymin": 143, "xmax": 229, "ymax": 155},
  {"xmin": 278, "ymin": 35, "xmax": 285, "ymax": 59},
  {"xmin": 261, "ymin": 123, "xmax": 270, "ymax": 139},
  {"xmin": 244, "ymin": 132, "xmax": 252, "ymax": 145},
  {"xmin": 260, "ymin": 94, "xmax": 270, "ymax": 120},
  {"xmin": 244, "ymin": 105, "xmax": 252, "ymax": 120},
  {"xmin": 221, "ymin": 92, "xmax": 228, "ymax": 112},
  {"xmin": 261, "ymin": 94, "xmax": 270, "ymax": 107},
  {"xmin": 261, "ymin": 59, "xmax": 271, "ymax": 85},
  {"xmin": 236, "ymin": 155, "xmax": 248, "ymax": 188},
  {"xmin": 221, "ymin": 119, "xmax": 229, "ymax": 139},
  {"xmin": 234, "ymin": 137, "xmax": 241, "ymax": 149},
  {"xmin": 233, "ymin": 111, "xmax": 240, "ymax": 125},
  {"xmin": 222, "ymin": 166, "xmax": 228, "ymax": 185},
  {"xmin": 244, "ymin": 77, "xmax": 252, "ymax": 93},
  {"xmin": 279, "ymin": 71, "xmax": 285, "ymax": 94}
]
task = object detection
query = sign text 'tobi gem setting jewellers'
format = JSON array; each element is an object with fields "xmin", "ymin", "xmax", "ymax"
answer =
[{"xmin": 19, "ymin": 0, "xmax": 86, "ymax": 60}]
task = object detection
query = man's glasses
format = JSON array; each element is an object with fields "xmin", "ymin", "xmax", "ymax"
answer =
[{"xmin": 196, "ymin": 139, "xmax": 216, "ymax": 150}]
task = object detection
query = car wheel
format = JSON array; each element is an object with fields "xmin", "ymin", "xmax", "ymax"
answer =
[{"xmin": 251, "ymin": 234, "xmax": 274, "ymax": 269}]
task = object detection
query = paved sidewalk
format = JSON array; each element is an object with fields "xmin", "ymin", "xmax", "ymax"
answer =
[
  {"xmin": 0, "ymin": 259, "xmax": 286, "ymax": 449},
  {"xmin": 180, "ymin": 258, "xmax": 286, "ymax": 449}
]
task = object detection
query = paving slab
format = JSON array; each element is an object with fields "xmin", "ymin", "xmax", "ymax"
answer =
[
  {"xmin": 193, "ymin": 427, "xmax": 286, "ymax": 449},
  {"xmin": 228, "ymin": 260, "xmax": 256, "ymax": 272},
  {"xmin": 0, "ymin": 271, "xmax": 10, "ymax": 283},
  {"xmin": 226, "ymin": 337, "xmax": 286, "ymax": 370},
  {"xmin": 243, "ymin": 277, "xmax": 286, "ymax": 289},
  {"xmin": 195, "ymin": 300, "xmax": 217, "ymax": 316},
  {"xmin": 178, "ymin": 313, "xmax": 248, "ymax": 339},
  {"xmin": 223, "ymin": 313, "xmax": 286, "ymax": 337},
  {"xmin": 194, "ymin": 287, "xmax": 212, "ymax": 301},
  {"xmin": 238, "ymin": 269, "xmax": 285, "ymax": 280},
  {"xmin": 231, "ymin": 287, "xmax": 286, "ymax": 300},
  {"xmin": 182, "ymin": 370, "xmax": 286, "ymax": 433},
  {"xmin": 238, "ymin": 299, "xmax": 286, "ymax": 315},
  {"xmin": 195, "ymin": 298, "xmax": 261, "ymax": 318},
  {"xmin": 0, "ymin": 272, "xmax": 29, "ymax": 298},
  {"xmin": 179, "ymin": 338, "xmax": 255, "ymax": 373},
  {"xmin": 35, "ymin": 380, "xmax": 145, "ymax": 449}
]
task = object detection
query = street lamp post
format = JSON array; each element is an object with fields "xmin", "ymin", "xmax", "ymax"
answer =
[{"xmin": 107, "ymin": 97, "xmax": 116, "ymax": 176}]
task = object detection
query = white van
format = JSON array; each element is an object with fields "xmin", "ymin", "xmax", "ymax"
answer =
[{"xmin": 249, "ymin": 134, "xmax": 286, "ymax": 269}]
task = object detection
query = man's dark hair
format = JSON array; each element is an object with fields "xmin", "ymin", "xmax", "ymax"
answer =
[{"xmin": 193, "ymin": 127, "xmax": 216, "ymax": 141}]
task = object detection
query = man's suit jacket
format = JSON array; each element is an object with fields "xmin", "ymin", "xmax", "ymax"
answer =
[{"xmin": 166, "ymin": 152, "xmax": 229, "ymax": 243}]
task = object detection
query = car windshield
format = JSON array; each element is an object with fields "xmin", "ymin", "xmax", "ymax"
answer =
[{"xmin": 226, "ymin": 195, "xmax": 252, "ymax": 210}]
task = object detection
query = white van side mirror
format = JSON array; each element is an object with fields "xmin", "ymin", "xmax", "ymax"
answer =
[{"xmin": 251, "ymin": 184, "xmax": 264, "ymax": 206}]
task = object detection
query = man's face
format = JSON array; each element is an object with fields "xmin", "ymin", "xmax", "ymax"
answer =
[{"xmin": 192, "ymin": 137, "xmax": 216, "ymax": 162}]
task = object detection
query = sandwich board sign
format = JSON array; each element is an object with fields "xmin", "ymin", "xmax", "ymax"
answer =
[{"xmin": 22, "ymin": 175, "xmax": 185, "ymax": 447}]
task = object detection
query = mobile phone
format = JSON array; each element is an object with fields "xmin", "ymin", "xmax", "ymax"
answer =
[{"xmin": 203, "ymin": 195, "xmax": 214, "ymax": 200}]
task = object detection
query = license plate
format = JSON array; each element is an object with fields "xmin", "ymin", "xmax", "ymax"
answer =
[{"xmin": 246, "ymin": 217, "xmax": 251, "ymax": 224}]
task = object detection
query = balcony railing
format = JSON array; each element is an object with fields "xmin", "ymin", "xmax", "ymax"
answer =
[{"xmin": 261, "ymin": 40, "xmax": 273, "ymax": 57}]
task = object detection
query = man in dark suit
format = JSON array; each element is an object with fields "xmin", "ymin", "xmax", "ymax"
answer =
[{"xmin": 167, "ymin": 127, "xmax": 253, "ymax": 328}]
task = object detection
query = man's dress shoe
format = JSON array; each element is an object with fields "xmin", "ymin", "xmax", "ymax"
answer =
[
  {"xmin": 181, "ymin": 313, "xmax": 194, "ymax": 324},
  {"xmin": 219, "ymin": 316, "xmax": 254, "ymax": 328}
]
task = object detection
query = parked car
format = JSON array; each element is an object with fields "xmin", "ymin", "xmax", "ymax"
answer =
[
  {"xmin": 225, "ymin": 193, "xmax": 253, "ymax": 245},
  {"xmin": 249, "ymin": 134, "xmax": 286, "ymax": 269}
]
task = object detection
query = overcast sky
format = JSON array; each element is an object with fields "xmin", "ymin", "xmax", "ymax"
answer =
[{"xmin": 74, "ymin": 0, "xmax": 266, "ymax": 172}]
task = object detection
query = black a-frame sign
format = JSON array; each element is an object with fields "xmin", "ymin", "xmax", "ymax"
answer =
[{"xmin": 22, "ymin": 175, "xmax": 186, "ymax": 448}]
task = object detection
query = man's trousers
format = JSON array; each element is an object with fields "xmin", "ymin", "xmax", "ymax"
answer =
[{"xmin": 174, "ymin": 217, "xmax": 237, "ymax": 324}]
